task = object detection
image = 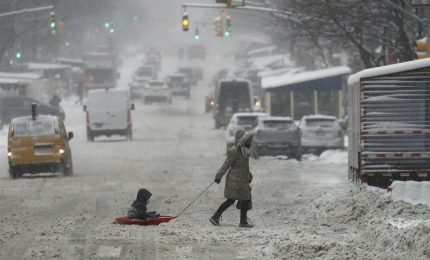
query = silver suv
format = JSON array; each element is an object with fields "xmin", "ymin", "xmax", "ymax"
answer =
[
  {"xmin": 299, "ymin": 115, "xmax": 344, "ymax": 154},
  {"xmin": 253, "ymin": 117, "xmax": 302, "ymax": 160},
  {"xmin": 225, "ymin": 112, "xmax": 267, "ymax": 153}
]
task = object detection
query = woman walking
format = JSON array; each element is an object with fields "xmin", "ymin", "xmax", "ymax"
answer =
[{"xmin": 210, "ymin": 129, "xmax": 254, "ymax": 228}]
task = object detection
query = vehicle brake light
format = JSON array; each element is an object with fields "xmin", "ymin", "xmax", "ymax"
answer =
[{"xmin": 56, "ymin": 144, "xmax": 65, "ymax": 154}]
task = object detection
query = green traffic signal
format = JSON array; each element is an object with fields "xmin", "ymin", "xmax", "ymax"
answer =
[
  {"xmin": 15, "ymin": 52, "xmax": 22, "ymax": 59},
  {"xmin": 109, "ymin": 28, "xmax": 115, "ymax": 33},
  {"xmin": 104, "ymin": 22, "xmax": 110, "ymax": 28}
]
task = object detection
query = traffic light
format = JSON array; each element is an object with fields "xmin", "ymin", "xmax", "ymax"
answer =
[
  {"xmin": 415, "ymin": 37, "xmax": 430, "ymax": 59},
  {"xmin": 49, "ymin": 12, "xmax": 56, "ymax": 35},
  {"xmin": 182, "ymin": 14, "xmax": 189, "ymax": 32},
  {"xmin": 225, "ymin": 16, "xmax": 232, "ymax": 36},
  {"xmin": 194, "ymin": 29, "xmax": 200, "ymax": 40},
  {"xmin": 104, "ymin": 22, "xmax": 110, "ymax": 28},
  {"xmin": 214, "ymin": 17, "xmax": 224, "ymax": 37},
  {"xmin": 15, "ymin": 52, "xmax": 22, "ymax": 60}
]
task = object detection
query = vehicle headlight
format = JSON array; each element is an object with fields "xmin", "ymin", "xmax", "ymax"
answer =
[{"xmin": 59, "ymin": 149, "xmax": 65, "ymax": 154}]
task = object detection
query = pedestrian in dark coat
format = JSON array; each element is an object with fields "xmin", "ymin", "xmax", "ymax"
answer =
[
  {"xmin": 128, "ymin": 188, "xmax": 152, "ymax": 220},
  {"xmin": 210, "ymin": 129, "xmax": 254, "ymax": 228}
]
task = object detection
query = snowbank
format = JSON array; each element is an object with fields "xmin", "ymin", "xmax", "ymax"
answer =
[
  {"xmin": 304, "ymin": 150, "xmax": 347, "ymax": 164},
  {"xmin": 390, "ymin": 181, "xmax": 430, "ymax": 208}
]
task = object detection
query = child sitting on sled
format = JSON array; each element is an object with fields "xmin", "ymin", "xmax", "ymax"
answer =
[{"xmin": 127, "ymin": 188, "xmax": 157, "ymax": 220}]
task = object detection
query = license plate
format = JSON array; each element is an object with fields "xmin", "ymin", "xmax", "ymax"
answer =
[
  {"xmin": 34, "ymin": 145, "xmax": 53, "ymax": 155},
  {"xmin": 96, "ymin": 123, "xmax": 103, "ymax": 128}
]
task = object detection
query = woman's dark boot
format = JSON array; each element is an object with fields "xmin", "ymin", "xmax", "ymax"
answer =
[
  {"xmin": 210, "ymin": 199, "xmax": 234, "ymax": 226},
  {"xmin": 210, "ymin": 213, "xmax": 221, "ymax": 226},
  {"xmin": 239, "ymin": 209, "xmax": 253, "ymax": 228}
]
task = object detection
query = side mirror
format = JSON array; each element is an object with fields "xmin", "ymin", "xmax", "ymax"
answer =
[
  {"xmin": 83, "ymin": 105, "xmax": 87, "ymax": 112},
  {"xmin": 68, "ymin": 132, "xmax": 74, "ymax": 140},
  {"xmin": 131, "ymin": 103, "xmax": 135, "ymax": 110}
]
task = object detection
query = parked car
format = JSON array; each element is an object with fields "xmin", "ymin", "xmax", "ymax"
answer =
[
  {"xmin": 0, "ymin": 96, "xmax": 65, "ymax": 124},
  {"xmin": 143, "ymin": 80, "xmax": 172, "ymax": 104},
  {"xmin": 252, "ymin": 117, "xmax": 302, "ymax": 160},
  {"xmin": 8, "ymin": 106, "xmax": 74, "ymax": 179},
  {"xmin": 225, "ymin": 112, "xmax": 267, "ymax": 152},
  {"xmin": 166, "ymin": 74, "xmax": 191, "ymax": 99},
  {"xmin": 84, "ymin": 89, "xmax": 134, "ymax": 141},
  {"xmin": 299, "ymin": 115, "xmax": 344, "ymax": 154}
]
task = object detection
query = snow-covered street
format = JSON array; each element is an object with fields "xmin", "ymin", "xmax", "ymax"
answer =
[{"xmin": 0, "ymin": 54, "xmax": 429, "ymax": 260}]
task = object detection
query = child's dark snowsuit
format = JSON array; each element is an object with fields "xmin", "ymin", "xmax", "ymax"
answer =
[{"xmin": 128, "ymin": 188, "xmax": 152, "ymax": 220}]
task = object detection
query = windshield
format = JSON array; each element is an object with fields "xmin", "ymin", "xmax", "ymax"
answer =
[
  {"xmin": 237, "ymin": 116, "xmax": 259, "ymax": 128},
  {"xmin": 305, "ymin": 118, "xmax": 336, "ymax": 127},
  {"xmin": 263, "ymin": 120, "xmax": 295, "ymax": 130},
  {"xmin": 13, "ymin": 119, "xmax": 56, "ymax": 136}
]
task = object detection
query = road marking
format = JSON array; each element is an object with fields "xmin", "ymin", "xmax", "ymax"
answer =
[{"xmin": 95, "ymin": 246, "xmax": 122, "ymax": 258}]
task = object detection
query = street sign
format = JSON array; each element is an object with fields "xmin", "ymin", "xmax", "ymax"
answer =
[{"xmin": 411, "ymin": 0, "xmax": 430, "ymax": 6}]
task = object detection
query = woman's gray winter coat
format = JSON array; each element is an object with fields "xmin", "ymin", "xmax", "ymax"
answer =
[{"xmin": 215, "ymin": 130, "xmax": 253, "ymax": 201}]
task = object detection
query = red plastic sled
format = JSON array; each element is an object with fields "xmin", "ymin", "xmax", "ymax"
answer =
[{"xmin": 115, "ymin": 216, "xmax": 176, "ymax": 225}]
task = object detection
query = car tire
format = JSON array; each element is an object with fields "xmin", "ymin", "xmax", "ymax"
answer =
[
  {"xmin": 63, "ymin": 158, "xmax": 73, "ymax": 176},
  {"xmin": 252, "ymin": 148, "xmax": 260, "ymax": 159},
  {"xmin": 294, "ymin": 147, "xmax": 303, "ymax": 161},
  {"xmin": 127, "ymin": 127, "xmax": 133, "ymax": 141},
  {"xmin": 9, "ymin": 167, "xmax": 21, "ymax": 179}
]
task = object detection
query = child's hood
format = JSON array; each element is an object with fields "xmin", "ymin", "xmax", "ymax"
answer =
[{"xmin": 136, "ymin": 188, "xmax": 152, "ymax": 202}]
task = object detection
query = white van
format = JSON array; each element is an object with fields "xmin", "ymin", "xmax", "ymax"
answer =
[{"xmin": 84, "ymin": 89, "xmax": 135, "ymax": 141}]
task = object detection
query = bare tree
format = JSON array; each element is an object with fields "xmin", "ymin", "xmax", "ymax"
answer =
[{"xmin": 269, "ymin": 0, "xmax": 421, "ymax": 69}]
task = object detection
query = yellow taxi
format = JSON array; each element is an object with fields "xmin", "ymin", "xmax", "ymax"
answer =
[{"xmin": 7, "ymin": 109, "xmax": 73, "ymax": 179}]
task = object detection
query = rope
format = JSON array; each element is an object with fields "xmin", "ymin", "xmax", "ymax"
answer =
[{"xmin": 176, "ymin": 181, "xmax": 215, "ymax": 217}]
